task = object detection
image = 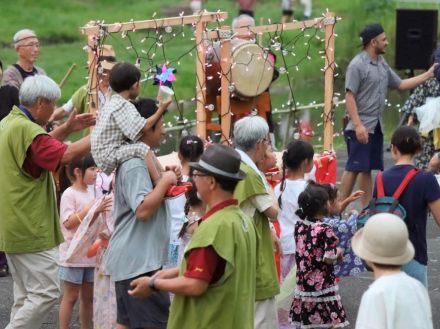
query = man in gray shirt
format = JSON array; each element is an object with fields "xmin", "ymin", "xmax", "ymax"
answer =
[
  {"xmin": 340, "ymin": 23, "xmax": 436, "ymax": 206},
  {"xmin": 104, "ymin": 98, "xmax": 177, "ymax": 329}
]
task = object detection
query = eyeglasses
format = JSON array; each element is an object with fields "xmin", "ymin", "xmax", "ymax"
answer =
[
  {"xmin": 18, "ymin": 42, "xmax": 40, "ymax": 49},
  {"xmin": 192, "ymin": 172, "xmax": 209, "ymax": 178},
  {"xmin": 259, "ymin": 137, "xmax": 269, "ymax": 145}
]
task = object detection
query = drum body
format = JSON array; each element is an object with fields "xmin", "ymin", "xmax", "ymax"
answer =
[{"xmin": 206, "ymin": 41, "xmax": 274, "ymax": 99}]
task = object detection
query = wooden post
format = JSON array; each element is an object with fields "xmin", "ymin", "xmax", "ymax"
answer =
[
  {"xmin": 195, "ymin": 21, "xmax": 207, "ymax": 140},
  {"xmin": 219, "ymin": 28, "xmax": 232, "ymax": 144},
  {"xmin": 86, "ymin": 34, "xmax": 99, "ymax": 117},
  {"xmin": 323, "ymin": 12, "xmax": 336, "ymax": 151}
]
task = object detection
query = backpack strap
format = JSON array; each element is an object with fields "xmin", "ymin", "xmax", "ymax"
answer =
[
  {"xmin": 393, "ymin": 168, "xmax": 420, "ymax": 199},
  {"xmin": 376, "ymin": 171, "xmax": 385, "ymax": 198}
]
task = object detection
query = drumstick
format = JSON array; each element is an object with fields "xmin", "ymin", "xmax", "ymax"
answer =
[{"xmin": 58, "ymin": 63, "xmax": 77, "ymax": 89}]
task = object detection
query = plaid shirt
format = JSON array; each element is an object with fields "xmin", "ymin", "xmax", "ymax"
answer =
[{"xmin": 91, "ymin": 94, "xmax": 149, "ymax": 174}]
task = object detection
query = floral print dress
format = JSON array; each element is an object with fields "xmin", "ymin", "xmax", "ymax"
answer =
[{"xmin": 290, "ymin": 219, "xmax": 348, "ymax": 329}]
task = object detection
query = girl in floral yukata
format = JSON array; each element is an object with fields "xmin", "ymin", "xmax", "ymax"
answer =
[{"xmin": 290, "ymin": 182, "xmax": 349, "ymax": 329}]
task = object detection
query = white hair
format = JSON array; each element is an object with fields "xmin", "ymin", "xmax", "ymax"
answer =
[
  {"xmin": 232, "ymin": 14, "xmax": 255, "ymax": 33},
  {"xmin": 19, "ymin": 75, "xmax": 61, "ymax": 107},
  {"xmin": 233, "ymin": 115, "xmax": 269, "ymax": 151},
  {"xmin": 13, "ymin": 29, "xmax": 37, "ymax": 49}
]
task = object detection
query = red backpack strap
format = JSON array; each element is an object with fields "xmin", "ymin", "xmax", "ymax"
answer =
[
  {"xmin": 376, "ymin": 171, "xmax": 385, "ymax": 198},
  {"xmin": 393, "ymin": 168, "xmax": 420, "ymax": 199}
]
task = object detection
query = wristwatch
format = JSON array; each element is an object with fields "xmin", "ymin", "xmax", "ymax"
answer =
[{"xmin": 149, "ymin": 276, "xmax": 159, "ymax": 292}]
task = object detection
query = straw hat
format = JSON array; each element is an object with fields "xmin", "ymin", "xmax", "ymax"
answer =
[
  {"xmin": 352, "ymin": 213, "xmax": 414, "ymax": 266},
  {"xmin": 99, "ymin": 45, "xmax": 117, "ymax": 71}
]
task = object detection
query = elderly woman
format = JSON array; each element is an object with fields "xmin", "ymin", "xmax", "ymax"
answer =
[
  {"xmin": 233, "ymin": 115, "xmax": 280, "ymax": 329},
  {"xmin": 0, "ymin": 75, "xmax": 93, "ymax": 329}
]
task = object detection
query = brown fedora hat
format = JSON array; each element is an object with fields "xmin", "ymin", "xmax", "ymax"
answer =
[
  {"xmin": 190, "ymin": 144, "xmax": 246, "ymax": 181},
  {"xmin": 352, "ymin": 213, "xmax": 414, "ymax": 266}
]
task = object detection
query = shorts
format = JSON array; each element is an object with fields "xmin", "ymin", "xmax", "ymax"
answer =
[
  {"xmin": 402, "ymin": 259, "xmax": 428, "ymax": 288},
  {"xmin": 115, "ymin": 270, "xmax": 170, "ymax": 329},
  {"xmin": 59, "ymin": 266, "xmax": 94, "ymax": 284},
  {"xmin": 344, "ymin": 123, "xmax": 384, "ymax": 172}
]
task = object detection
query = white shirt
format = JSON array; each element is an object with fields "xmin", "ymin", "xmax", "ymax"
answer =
[
  {"xmin": 166, "ymin": 175, "xmax": 188, "ymax": 244},
  {"xmin": 356, "ymin": 272, "xmax": 433, "ymax": 329},
  {"xmin": 274, "ymin": 179, "xmax": 308, "ymax": 254}
]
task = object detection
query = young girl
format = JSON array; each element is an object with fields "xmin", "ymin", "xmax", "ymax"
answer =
[
  {"xmin": 275, "ymin": 140, "xmax": 314, "ymax": 281},
  {"xmin": 166, "ymin": 135, "xmax": 204, "ymax": 267},
  {"xmin": 58, "ymin": 154, "xmax": 112, "ymax": 329},
  {"xmin": 322, "ymin": 184, "xmax": 366, "ymax": 278},
  {"xmin": 177, "ymin": 180, "xmax": 206, "ymax": 263},
  {"xmin": 290, "ymin": 182, "xmax": 348, "ymax": 328}
]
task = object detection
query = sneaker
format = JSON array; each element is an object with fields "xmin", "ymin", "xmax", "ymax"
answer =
[{"xmin": 0, "ymin": 264, "xmax": 9, "ymax": 277}]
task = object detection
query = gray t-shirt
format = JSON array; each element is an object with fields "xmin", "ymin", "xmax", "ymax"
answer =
[
  {"xmin": 345, "ymin": 51, "xmax": 402, "ymax": 133},
  {"xmin": 104, "ymin": 158, "xmax": 169, "ymax": 282}
]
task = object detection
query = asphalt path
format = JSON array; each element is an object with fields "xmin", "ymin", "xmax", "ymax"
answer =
[{"xmin": 1, "ymin": 149, "xmax": 439, "ymax": 329}]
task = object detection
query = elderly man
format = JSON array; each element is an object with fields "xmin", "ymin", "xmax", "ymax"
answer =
[
  {"xmin": 340, "ymin": 23, "xmax": 437, "ymax": 207},
  {"xmin": 233, "ymin": 115, "xmax": 280, "ymax": 329},
  {"xmin": 0, "ymin": 75, "xmax": 93, "ymax": 329},
  {"xmin": 128, "ymin": 144, "xmax": 257, "ymax": 329},
  {"xmin": 0, "ymin": 29, "xmax": 45, "ymax": 121}
]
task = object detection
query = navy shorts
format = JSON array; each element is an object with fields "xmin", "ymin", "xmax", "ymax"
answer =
[
  {"xmin": 344, "ymin": 123, "xmax": 384, "ymax": 172},
  {"xmin": 115, "ymin": 270, "xmax": 170, "ymax": 329}
]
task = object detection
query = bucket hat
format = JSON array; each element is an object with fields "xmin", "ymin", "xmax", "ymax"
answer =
[{"xmin": 352, "ymin": 213, "xmax": 414, "ymax": 265}]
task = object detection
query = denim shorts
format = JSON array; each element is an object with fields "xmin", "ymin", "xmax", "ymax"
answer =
[
  {"xmin": 401, "ymin": 259, "xmax": 428, "ymax": 288},
  {"xmin": 344, "ymin": 123, "xmax": 384, "ymax": 172},
  {"xmin": 59, "ymin": 266, "xmax": 95, "ymax": 284}
]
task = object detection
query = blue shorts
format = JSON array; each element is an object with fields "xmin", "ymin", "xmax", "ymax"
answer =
[
  {"xmin": 344, "ymin": 123, "xmax": 384, "ymax": 172},
  {"xmin": 59, "ymin": 266, "xmax": 94, "ymax": 284}
]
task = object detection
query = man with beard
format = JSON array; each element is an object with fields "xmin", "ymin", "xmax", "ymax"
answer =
[{"xmin": 339, "ymin": 23, "xmax": 437, "ymax": 207}]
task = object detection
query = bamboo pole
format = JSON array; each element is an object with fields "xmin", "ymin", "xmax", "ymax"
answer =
[
  {"xmin": 323, "ymin": 12, "xmax": 336, "ymax": 151},
  {"xmin": 195, "ymin": 21, "xmax": 207, "ymax": 139},
  {"xmin": 58, "ymin": 64, "xmax": 77, "ymax": 89},
  {"xmin": 219, "ymin": 29, "xmax": 232, "ymax": 144}
]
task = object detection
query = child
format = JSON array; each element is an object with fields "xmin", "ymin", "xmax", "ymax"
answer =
[
  {"xmin": 352, "ymin": 213, "xmax": 433, "ymax": 329},
  {"xmin": 58, "ymin": 153, "xmax": 113, "ymax": 329},
  {"xmin": 322, "ymin": 184, "xmax": 366, "ymax": 277},
  {"xmin": 167, "ymin": 135, "xmax": 204, "ymax": 267},
  {"xmin": 177, "ymin": 180, "xmax": 206, "ymax": 263},
  {"xmin": 275, "ymin": 140, "xmax": 314, "ymax": 281},
  {"xmin": 91, "ymin": 62, "xmax": 170, "ymax": 178},
  {"xmin": 290, "ymin": 182, "xmax": 348, "ymax": 329}
]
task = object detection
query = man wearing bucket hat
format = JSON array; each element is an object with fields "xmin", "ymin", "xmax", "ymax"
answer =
[
  {"xmin": 49, "ymin": 45, "xmax": 117, "ymax": 126},
  {"xmin": 340, "ymin": 23, "xmax": 437, "ymax": 208},
  {"xmin": 128, "ymin": 144, "xmax": 257, "ymax": 329},
  {"xmin": 352, "ymin": 213, "xmax": 433, "ymax": 329}
]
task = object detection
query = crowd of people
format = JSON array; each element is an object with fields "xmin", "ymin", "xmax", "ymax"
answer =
[{"xmin": 0, "ymin": 20, "xmax": 440, "ymax": 329}]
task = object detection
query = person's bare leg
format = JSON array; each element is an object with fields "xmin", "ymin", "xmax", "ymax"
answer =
[
  {"xmin": 79, "ymin": 282, "xmax": 94, "ymax": 329},
  {"xmin": 339, "ymin": 170, "xmax": 358, "ymax": 202},
  {"xmin": 357, "ymin": 171, "xmax": 372, "ymax": 207}
]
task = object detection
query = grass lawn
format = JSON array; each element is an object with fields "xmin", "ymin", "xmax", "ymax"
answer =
[{"xmin": 1, "ymin": 0, "xmax": 438, "ymax": 148}]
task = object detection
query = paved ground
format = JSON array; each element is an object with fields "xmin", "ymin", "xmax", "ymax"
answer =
[{"xmin": 1, "ymin": 148, "xmax": 440, "ymax": 329}]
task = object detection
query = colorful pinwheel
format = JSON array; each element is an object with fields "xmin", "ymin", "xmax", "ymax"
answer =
[{"xmin": 154, "ymin": 64, "xmax": 176, "ymax": 87}]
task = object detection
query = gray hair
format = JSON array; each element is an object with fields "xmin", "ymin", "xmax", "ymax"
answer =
[
  {"xmin": 232, "ymin": 14, "xmax": 255, "ymax": 33},
  {"xmin": 233, "ymin": 115, "xmax": 269, "ymax": 151},
  {"xmin": 19, "ymin": 75, "xmax": 61, "ymax": 107},
  {"xmin": 13, "ymin": 29, "xmax": 37, "ymax": 49}
]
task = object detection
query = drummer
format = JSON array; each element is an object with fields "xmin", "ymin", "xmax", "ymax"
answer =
[{"xmin": 207, "ymin": 14, "xmax": 278, "ymax": 148}]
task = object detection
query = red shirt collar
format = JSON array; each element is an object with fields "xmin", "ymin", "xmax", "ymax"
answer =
[{"xmin": 200, "ymin": 199, "xmax": 238, "ymax": 222}]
